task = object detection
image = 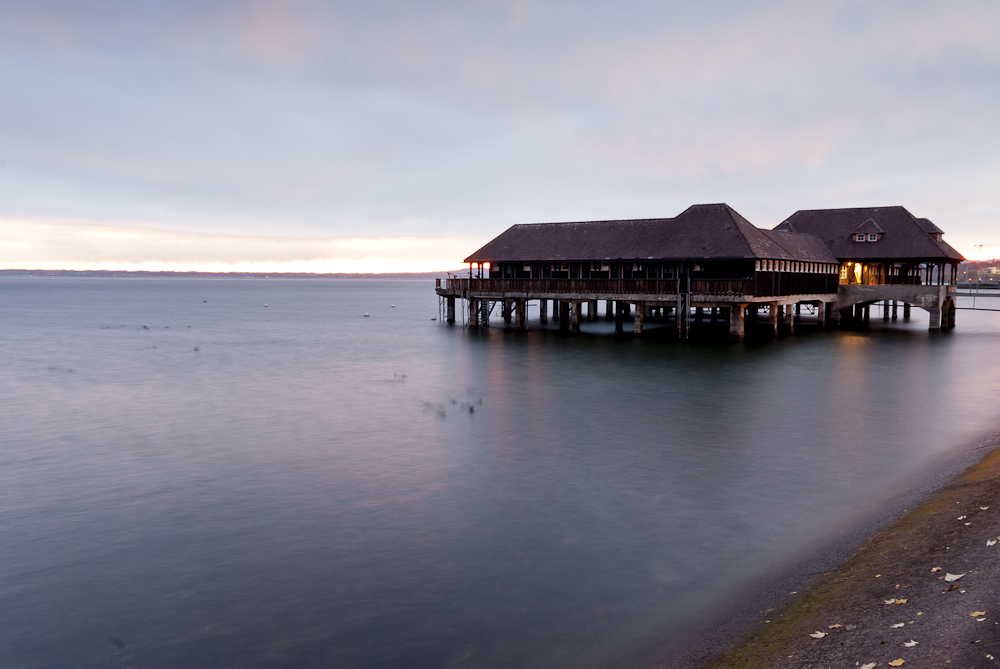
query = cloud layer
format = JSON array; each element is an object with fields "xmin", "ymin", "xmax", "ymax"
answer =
[{"xmin": 1, "ymin": 1, "xmax": 999, "ymax": 269}]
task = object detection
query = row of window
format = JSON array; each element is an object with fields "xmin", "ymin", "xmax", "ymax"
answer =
[
  {"xmin": 854, "ymin": 233, "xmax": 881, "ymax": 242},
  {"xmin": 754, "ymin": 260, "xmax": 838, "ymax": 273}
]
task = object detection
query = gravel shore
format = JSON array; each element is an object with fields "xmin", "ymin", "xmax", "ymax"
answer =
[{"xmin": 697, "ymin": 439, "xmax": 1000, "ymax": 668}]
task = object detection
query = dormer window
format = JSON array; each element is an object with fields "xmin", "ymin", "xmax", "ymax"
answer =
[{"xmin": 852, "ymin": 218, "xmax": 884, "ymax": 243}]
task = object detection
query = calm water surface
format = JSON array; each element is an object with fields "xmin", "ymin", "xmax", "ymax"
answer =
[{"xmin": 2, "ymin": 278, "xmax": 1000, "ymax": 668}]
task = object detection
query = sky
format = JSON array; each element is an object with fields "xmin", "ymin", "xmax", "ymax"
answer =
[{"xmin": 1, "ymin": 0, "xmax": 999, "ymax": 272}]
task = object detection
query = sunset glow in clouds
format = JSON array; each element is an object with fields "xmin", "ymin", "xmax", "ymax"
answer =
[{"xmin": 2, "ymin": 1, "xmax": 1000, "ymax": 271}]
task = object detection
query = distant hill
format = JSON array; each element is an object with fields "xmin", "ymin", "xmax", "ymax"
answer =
[{"xmin": 0, "ymin": 269, "xmax": 468, "ymax": 279}]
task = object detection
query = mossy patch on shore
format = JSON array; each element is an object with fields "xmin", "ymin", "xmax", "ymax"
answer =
[{"xmin": 702, "ymin": 442, "xmax": 1000, "ymax": 669}]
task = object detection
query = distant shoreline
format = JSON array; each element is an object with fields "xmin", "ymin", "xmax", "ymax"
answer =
[{"xmin": 0, "ymin": 269, "xmax": 467, "ymax": 279}]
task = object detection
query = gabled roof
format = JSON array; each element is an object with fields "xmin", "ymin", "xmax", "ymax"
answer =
[
  {"xmin": 851, "ymin": 219, "xmax": 884, "ymax": 235},
  {"xmin": 774, "ymin": 206, "xmax": 964, "ymax": 262},
  {"xmin": 464, "ymin": 204, "xmax": 836, "ymax": 264}
]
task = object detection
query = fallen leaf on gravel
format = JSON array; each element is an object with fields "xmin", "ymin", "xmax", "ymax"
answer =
[
  {"xmin": 988, "ymin": 539, "xmax": 996, "ymax": 547},
  {"xmin": 891, "ymin": 623, "xmax": 905, "ymax": 628},
  {"xmin": 977, "ymin": 618, "xmax": 986, "ymax": 622},
  {"xmin": 965, "ymin": 522, "xmax": 971, "ymax": 526},
  {"xmin": 809, "ymin": 631, "xmax": 827, "ymax": 638},
  {"xmin": 987, "ymin": 654, "xmax": 995, "ymax": 660},
  {"xmin": 888, "ymin": 659, "xmax": 905, "ymax": 667},
  {"xmin": 970, "ymin": 611, "xmax": 986, "ymax": 616},
  {"xmin": 895, "ymin": 599, "xmax": 907, "ymax": 604},
  {"xmin": 860, "ymin": 663, "xmax": 876, "ymax": 669},
  {"xmin": 958, "ymin": 516, "xmax": 966, "ymax": 520},
  {"xmin": 885, "ymin": 599, "xmax": 897, "ymax": 604},
  {"xmin": 944, "ymin": 572, "xmax": 966, "ymax": 581},
  {"xmin": 981, "ymin": 507, "xmax": 989, "ymax": 510},
  {"xmin": 931, "ymin": 567, "xmax": 942, "ymax": 572},
  {"xmin": 903, "ymin": 640, "xmax": 918, "ymax": 647},
  {"xmin": 829, "ymin": 623, "xmax": 843, "ymax": 628},
  {"xmin": 916, "ymin": 612, "xmax": 923, "ymax": 615}
]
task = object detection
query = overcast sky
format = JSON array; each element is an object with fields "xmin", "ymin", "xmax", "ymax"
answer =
[{"xmin": 1, "ymin": 0, "xmax": 999, "ymax": 271}]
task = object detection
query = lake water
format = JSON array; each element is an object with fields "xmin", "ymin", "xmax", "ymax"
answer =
[{"xmin": 2, "ymin": 277, "xmax": 1000, "ymax": 668}]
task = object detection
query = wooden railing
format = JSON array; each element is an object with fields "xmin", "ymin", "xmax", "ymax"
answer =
[{"xmin": 441, "ymin": 274, "xmax": 840, "ymax": 298}]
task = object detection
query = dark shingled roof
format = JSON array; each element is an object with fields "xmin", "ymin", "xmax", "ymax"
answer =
[
  {"xmin": 464, "ymin": 204, "xmax": 838, "ymax": 264},
  {"xmin": 760, "ymin": 230, "xmax": 840, "ymax": 263},
  {"xmin": 774, "ymin": 206, "xmax": 964, "ymax": 262}
]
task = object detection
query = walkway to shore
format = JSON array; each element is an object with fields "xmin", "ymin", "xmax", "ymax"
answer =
[{"xmin": 702, "ymin": 443, "xmax": 1000, "ymax": 668}]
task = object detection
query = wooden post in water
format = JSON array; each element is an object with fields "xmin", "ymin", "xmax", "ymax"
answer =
[
  {"xmin": 571, "ymin": 302, "xmax": 581, "ymax": 333},
  {"xmin": 904, "ymin": 302, "xmax": 911, "ymax": 319},
  {"xmin": 560, "ymin": 301, "xmax": 570, "ymax": 331},
  {"xmin": 891, "ymin": 300, "xmax": 898, "ymax": 320},
  {"xmin": 539, "ymin": 299, "xmax": 548, "ymax": 323},
  {"xmin": 615, "ymin": 301, "xmax": 625, "ymax": 333},
  {"xmin": 514, "ymin": 299, "xmax": 526, "ymax": 330},
  {"xmin": 729, "ymin": 304, "xmax": 746, "ymax": 340},
  {"xmin": 769, "ymin": 303, "xmax": 779, "ymax": 336},
  {"xmin": 784, "ymin": 302, "xmax": 795, "ymax": 334},
  {"xmin": 446, "ymin": 297, "xmax": 455, "ymax": 323},
  {"xmin": 634, "ymin": 302, "xmax": 644, "ymax": 334},
  {"xmin": 469, "ymin": 298, "xmax": 479, "ymax": 328}
]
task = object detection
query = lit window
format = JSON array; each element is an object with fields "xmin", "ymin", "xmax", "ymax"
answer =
[
  {"xmin": 855, "ymin": 233, "xmax": 865, "ymax": 242},
  {"xmin": 868, "ymin": 233, "xmax": 878, "ymax": 242}
]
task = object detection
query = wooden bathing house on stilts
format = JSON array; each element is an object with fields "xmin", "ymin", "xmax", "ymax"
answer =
[
  {"xmin": 774, "ymin": 206, "xmax": 964, "ymax": 329},
  {"xmin": 435, "ymin": 204, "xmax": 841, "ymax": 339}
]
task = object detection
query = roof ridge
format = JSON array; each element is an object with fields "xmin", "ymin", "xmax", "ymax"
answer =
[
  {"xmin": 510, "ymin": 217, "xmax": 674, "ymax": 228},
  {"xmin": 727, "ymin": 208, "xmax": 797, "ymax": 259},
  {"xmin": 794, "ymin": 205, "xmax": 906, "ymax": 213}
]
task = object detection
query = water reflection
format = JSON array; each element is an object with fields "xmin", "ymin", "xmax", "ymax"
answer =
[{"xmin": 0, "ymin": 279, "xmax": 998, "ymax": 668}]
